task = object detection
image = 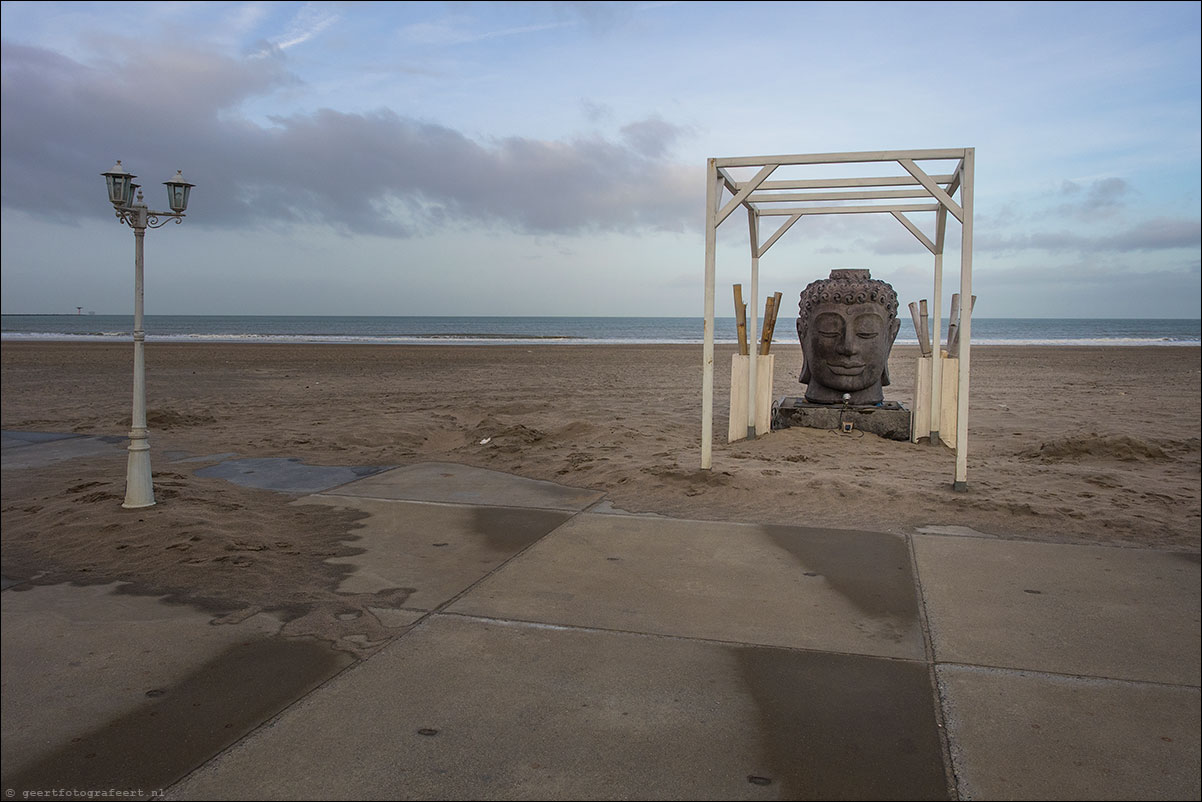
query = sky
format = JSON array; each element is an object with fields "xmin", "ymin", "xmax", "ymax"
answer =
[{"xmin": 1, "ymin": 0, "xmax": 1199, "ymax": 318}]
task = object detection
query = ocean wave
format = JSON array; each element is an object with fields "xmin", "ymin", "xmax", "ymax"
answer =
[
  {"xmin": 0, "ymin": 331, "xmax": 696, "ymax": 346},
  {"xmin": 3, "ymin": 331, "xmax": 1198, "ymax": 346}
]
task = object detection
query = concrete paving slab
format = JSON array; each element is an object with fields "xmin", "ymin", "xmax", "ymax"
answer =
[
  {"xmin": 1, "ymin": 582, "xmax": 353, "ymax": 796},
  {"xmin": 1, "ymin": 433, "xmax": 125, "ymax": 469},
  {"xmin": 303, "ymin": 495, "xmax": 574, "ymax": 610},
  {"xmin": 448, "ymin": 514, "xmax": 925, "ymax": 659},
  {"xmin": 194, "ymin": 457, "xmax": 393, "ymax": 495},
  {"xmin": 914, "ymin": 536, "xmax": 1201, "ymax": 684},
  {"xmin": 938, "ymin": 664, "xmax": 1200, "ymax": 800},
  {"xmin": 169, "ymin": 614, "xmax": 950, "ymax": 801},
  {"xmin": 323, "ymin": 461, "xmax": 606, "ymax": 511}
]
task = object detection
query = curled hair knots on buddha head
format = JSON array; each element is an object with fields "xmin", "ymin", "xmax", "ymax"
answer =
[{"xmin": 796, "ymin": 269, "xmax": 899, "ymax": 333}]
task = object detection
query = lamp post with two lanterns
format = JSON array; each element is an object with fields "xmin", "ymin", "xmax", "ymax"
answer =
[{"xmin": 100, "ymin": 161, "xmax": 194, "ymax": 509}]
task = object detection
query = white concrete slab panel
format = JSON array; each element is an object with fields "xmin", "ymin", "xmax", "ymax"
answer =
[
  {"xmin": 914, "ymin": 536, "xmax": 1201, "ymax": 684},
  {"xmin": 303, "ymin": 495, "xmax": 573, "ymax": 610},
  {"xmin": 938, "ymin": 664, "xmax": 1200, "ymax": 800},
  {"xmin": 448, "ymin": 514, "xmax": 925, "ymax": 658},
  {"xmin": 169, "ymin": 614, "xmax": 949, "ymax": 801},
  {"xmin": 323, "ymin": 461, "xmax": 606, "ymax": 511}
]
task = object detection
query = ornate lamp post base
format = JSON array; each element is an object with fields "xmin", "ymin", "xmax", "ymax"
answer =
[{"xmin": 123, "ymin": 429, "xmax": 155, "ymax": 508}]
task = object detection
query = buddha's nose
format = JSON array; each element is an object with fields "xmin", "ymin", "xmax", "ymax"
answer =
[{"xmin": 837, "ymin": 330, "xmax": 859, "ymax": 355}]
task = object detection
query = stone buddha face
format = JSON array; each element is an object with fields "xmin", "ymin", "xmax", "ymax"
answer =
[{"xmin": 796, "ymin": 270, "xmax": 900, "ymax": 405}]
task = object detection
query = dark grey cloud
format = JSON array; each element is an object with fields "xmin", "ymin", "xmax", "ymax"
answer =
[
  {"xmin": 1, "ymin": 41, "xmax": 697, "ymax": 237},
  {"xmin": 1055, "ymin": 177, "xmax": 1131, "ymax": 219},
  {"xmin": 620, "ymin": 116, "xmax": 685, "ymax": 159},
  {"xmin": 977, "ymin": 217, "xmax": 1200, "ymax": 254}
]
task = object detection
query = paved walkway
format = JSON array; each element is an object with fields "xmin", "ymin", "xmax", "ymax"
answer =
[{"xmin": 2, "ymin": 433, "xmax": 1199, "ymax": 800}]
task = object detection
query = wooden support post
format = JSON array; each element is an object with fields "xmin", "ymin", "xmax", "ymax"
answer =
[
  {"xmin": 954, "ymin": 148, "xmax": 975, "ymax": 490},
  {"xmin": 930, "ymin": 206, "xmax": 947, "ymax": 443},
  {"xmin": 701, "ymin": 160, "xmax": 718, "ymax": 470}
]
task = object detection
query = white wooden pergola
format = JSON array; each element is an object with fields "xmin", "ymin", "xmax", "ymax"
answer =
[{"xmin": 701, "ymin": 147, "xmax": 975, "ymax": 489}]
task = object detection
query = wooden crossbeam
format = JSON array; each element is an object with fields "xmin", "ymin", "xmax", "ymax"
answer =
[
  {"xmin": 891, "ymin": 211, "xmax": 937, "ymax": 255},
  {"xmin": 715, "ymin": 164, "xmax": 777, "ymax": 226},
  {"xmin": 756, "ymin": 203, "xmax": 940, "ymax": 216},
  {"xmin": 732, "ymin": 174, "xmax": 956, "ymax": 191},
  {"xmin": 715, "ymin": 148, "xmax": 967, "ymax": 168},
  {"xmin": 756, "ymin": 212, "xmax": 803, "ymax": 257},
  {"xmin": 898, "ymin": 158, "xmax": 963, "ymax": 222},
  {"xmin": 747, "ymin": 188, "xmax": 934, "ymax": 203}
]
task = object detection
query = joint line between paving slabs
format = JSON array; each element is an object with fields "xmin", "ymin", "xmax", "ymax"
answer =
[
  {"xmin": 435, "ymin": 610, "xmax": 940, "ymax": 665},
  {"xmin": 934, "ymin": 661, "xmax": 1202, "ymax": 690},
  {"xmin": 309, "ymin": 491, "xmax": 595, "ymax": 515},
  {"xmin": 907, "ymin": 532, "xmax": 961, "ymax": 801}
]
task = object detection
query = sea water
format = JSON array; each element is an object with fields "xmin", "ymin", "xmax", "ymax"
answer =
[{"xmin": 2, "ymin": 315, "xmax": 1198, "ymax": 347}]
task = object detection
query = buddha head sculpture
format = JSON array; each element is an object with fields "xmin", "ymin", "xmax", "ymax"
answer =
[{"xmin": 796, "ymin": 269, "xmax": 900, "ymax": 405}]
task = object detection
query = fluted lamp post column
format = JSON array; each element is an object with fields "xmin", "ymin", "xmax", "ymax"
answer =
[{"xmin": 101, "ymin": 161, "xmax": 194, "ymax": 508}]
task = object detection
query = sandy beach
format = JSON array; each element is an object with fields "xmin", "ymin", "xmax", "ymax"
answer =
[{"xmin": 2, "ymin": 341, "xmax": 1199, "ymax": 647}]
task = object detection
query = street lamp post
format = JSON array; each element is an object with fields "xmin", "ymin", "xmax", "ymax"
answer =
[{"xmin": 101, "ymin": 161, "xmax": 194, "ymax": 509}]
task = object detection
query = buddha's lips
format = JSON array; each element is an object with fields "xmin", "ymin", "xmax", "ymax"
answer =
[{"xmin": 827, "ymin": 364, "xmax": 866, "ymax": 375}]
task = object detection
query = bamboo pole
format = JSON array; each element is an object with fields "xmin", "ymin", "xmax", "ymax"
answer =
[
  {"xmin": 930, "ymin": 205, "xmax": 947, "ymax": 443},
  {"xmin": 948, "ymin": 295, "xmax": 976, "ymax": 357},
  {"xmin": 759, "ymin": 292, "xmax": 782, "ymax": 355},
  {"xmin": 734, "ymin": 284, "xmax": 749, "ymax": 356},
  {"xmin": 946, "ymin": 293, "xmax": 962, "ymax": 355},
  {"xmin": 910, "ymin": 301, "xmax": 931, "ymax": 356},
  {"xmin": 746, "ymin": 210, "xmax": 760, "ymax": 439},
  {"xmin": 919, "ymin": 300, "xmax": 931, "ymax": 357}
]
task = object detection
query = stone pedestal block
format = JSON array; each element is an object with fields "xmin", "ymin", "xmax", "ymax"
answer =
[{"xmin": 772, "ymin": 397, "xmax": 912, "ymax": 441}]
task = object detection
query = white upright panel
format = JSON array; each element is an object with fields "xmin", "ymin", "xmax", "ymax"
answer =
[
  {"xmin": 728, "ymin": 355, "xmax": 750, "ymax": 443},
  {"xmin": 754, "ymin": 354, "xmax": 775, "ymax": 436}
]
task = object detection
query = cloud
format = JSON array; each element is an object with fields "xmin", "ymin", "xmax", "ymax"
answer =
[
  {"xmin": 975, "ymin": 257, "xmax": 1201, "ymax": 317},
  {"xmin": 978, "ymin": 217, "xmax": 1200, "ymax": 254},
  {"xmin": 397, "ymin": 16, "xmax": 573, "ymax": 47},
  {"xmin": 0, "ymin": 41, "xmax": 698, "ymax": 237},
  {"xmin": 581, "ymin": 99, "xmax": 612, "ymax": 124},
  {"xmin": 1054, "ymin": 176, "xmax": 1132, "ymax": 219},
  {"xmin": 620, "ymin": 116, "xmax": 686, "ymax": 159},
  {"xmin": 273, "ymin": 2, "xmax": 340, "ymax": 50}
]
